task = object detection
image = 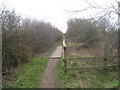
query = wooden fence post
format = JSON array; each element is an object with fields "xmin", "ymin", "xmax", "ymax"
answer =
[
  {"xmin": 104, "ymin": 43, "xmax": 108, "ymax": 69},
  {"xmin": 63, "ymin": 47, "xmax": 66, "ymax": 67},
  {"xmin": 62, "ymin": 36, "xmax": 67, "ymax": 72}
]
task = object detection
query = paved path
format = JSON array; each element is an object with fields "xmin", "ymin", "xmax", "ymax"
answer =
[{"xmin": 40, "ymin": 46, "xmax": 62, "ymax": 88}]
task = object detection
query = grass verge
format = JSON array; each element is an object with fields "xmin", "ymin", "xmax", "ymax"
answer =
[
  {"xmin": 3, "ymin": 40, "xmax": 62, "ymax": 88},
  {"xmin": 53, "ymin": 39, "xmax": 62, "ymax": 47},
  {"xmin": 56, "ymin": 59, "xmax": 118, "ymax": 88},
  {"xmin": 3, "ymin": 56, "xmax": 48, "ymax": 88}
]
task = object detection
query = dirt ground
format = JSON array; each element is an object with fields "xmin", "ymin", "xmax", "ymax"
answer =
[{"xmin": 40, "ymin": 46, "xmax": 62, "ymax": 88}]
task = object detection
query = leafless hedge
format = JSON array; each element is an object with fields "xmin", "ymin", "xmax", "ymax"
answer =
[
  {"xmin": 66, "ymin": 18, "xmax": 118, "ymax": 56},
  {"xmin": 1, "ymin": 9, "xmax": 62, "ymax": 72}
]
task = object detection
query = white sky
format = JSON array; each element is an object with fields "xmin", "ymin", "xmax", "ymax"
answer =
[{"xmin": 0, "ymin": 0, "xmax": 118, "ymax": 33}]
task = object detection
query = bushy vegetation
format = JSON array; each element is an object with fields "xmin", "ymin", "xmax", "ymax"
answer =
[
  {"xmin": 62, "ymin": 18, "xmax": 118, "ymax": 88},
  {"xmin": 57, "ymin": 59, "xmax": 118, "ymax": 88},
  {"xmin": 1, "ymin": 9, "xmax": 62, "ymax": 72},
  {"xmin": 3, "ymin": 56, "xmax": 48, "ymax": 88},
  {"xmin": 66, "ymin": 18, "xmax": 118, "ymax": 56}
]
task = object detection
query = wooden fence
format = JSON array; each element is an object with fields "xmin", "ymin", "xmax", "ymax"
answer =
[{"xmin": 62, "ymin": 39, "xmax": 118, "ymax": 72}]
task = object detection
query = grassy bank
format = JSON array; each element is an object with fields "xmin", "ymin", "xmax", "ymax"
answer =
[
  {"xmin": 3, "ymin": 56, "xmax": 48, "ymax": 88},
  {"xmin": 56, "ymin": 42, "xmax": 118, "ymax": 88},
  {"xmin": 56, "ymin": 59, "xmax": 118, "ymax": 88},
  {"xmin": 53, "ymin": 39, "xmax": 62, "ymax": 47},
  {"xmin": 3, "ymin": 40, "xmax": 62, "ymax": 88}
]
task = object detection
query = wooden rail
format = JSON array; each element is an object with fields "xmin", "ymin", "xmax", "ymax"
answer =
[
  {"xmin": 48, "ymin": 57, "xmax": 61, "ymax": 59},
  {"xmin": 65, "ymin": 65, "xmax": 118, "ymax": 71},
  {"xmin": 62, "ymin": 37, "xmax": 118, "ymax": 72},
  {"xmin": 65, "ymin": 56, "xmax": 118, "ymax": 61}
]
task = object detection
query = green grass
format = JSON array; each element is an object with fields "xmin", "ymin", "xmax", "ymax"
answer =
[
  {"xmin": 56, "ymin": 59, "xmax": 74, "ymax": 88},
  {"xmin": 3, "ymin": 56, "xmax": 48, "ymax": 88},
  {"xmin": 56, "ymin": 59, "xmax": 118, "ymax": 88},
  {"xmin": 53, "ymin": 39, "xmax": 62, "ymax": 47},
  {"xmin": 3, "ymin": 40, "xmax": 62, "ymax": 88},
  {"xmin": 68, "ymin": 43, "xmax": 85, "ymax": 47}
]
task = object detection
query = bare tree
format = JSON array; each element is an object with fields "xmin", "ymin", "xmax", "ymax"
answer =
[
  {"xmin": 65, "ymin": 0, "xmax": 118, "ymax": 56},
  {"xmin": 1, "ymin": 8, "xmax": 62, "ymax": 73}
]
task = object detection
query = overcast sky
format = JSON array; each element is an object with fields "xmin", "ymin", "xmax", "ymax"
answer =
[{"xmin": 0, "ymin": 0, "xmax": 118, "ymax": 33}]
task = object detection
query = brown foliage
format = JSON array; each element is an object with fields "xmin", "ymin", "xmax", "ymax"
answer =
[
  {"xmin": 66, "ymin": 18, "xmax": 118, "ymax": 56},
  {"xmin": 1, "ymin": 9, "xmax": 62, "ymax": 72}
]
